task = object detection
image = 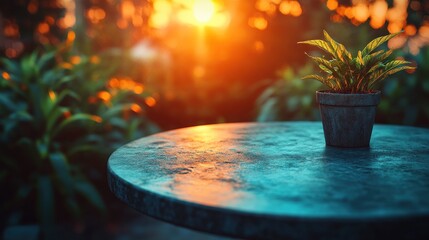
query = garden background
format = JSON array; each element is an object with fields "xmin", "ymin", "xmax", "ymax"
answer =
[{"xmin": 1, "ymin": 0, "xmax": 429, "ymax": 239}]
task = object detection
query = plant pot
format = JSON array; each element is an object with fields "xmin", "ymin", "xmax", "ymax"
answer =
[{"xmin": 316, "ymin": 90, "xmax": 381, "ymax": 148}]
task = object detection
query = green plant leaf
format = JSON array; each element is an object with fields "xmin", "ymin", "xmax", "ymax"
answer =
[
  {"xmin": 323, "ymin": 30, "xmax": 352, "ymax": 61},
  {"xmin": 302, "ymin": 74, "xmax": 325, "ymax": 82},
  {"xmin": 306, "ymin": 55, "xmax": 334, "ymax": 74},
  {"xmin": 0, "ymin": 57, "xmax": 19, "ymax": 74},
  {"xmin": 51, "ymin": 113, "xmax": 99, "ymax": 138},
  {"xmin": 65, "ymin": 197, "xmax": 81, "ymax": 219},
  {"xmin": 28, "ymin": 83, "xmax": 44, "ymax": 122},
  {"xmin": 49, "ymin": 152, "xmax": 73, "ymax": 194},
  {"xmin": 127, "ymin": 118, "xmax": 141, "ymax": 140},
  {"xmin": 364, "ymin": 50, "xmax": 392, "ymax": 65},
  {"xmin": 374, "ymin": 66, "xmax": 415, "ymax": 86},
  {"xmin": 41, "ymin": 69, "xmax": 59, "ymax": 85},
  {"xmin": 362, "ymin": 50, "xmax": 391, "ymax": 76},
  {"xmin": 54, "ymin": 75, "xmax": 74, "ymax": 89},
  {"xmin": 37, "ymin": 50, "xmax": 56, "ymax": 70},
  {"xmin": 100, "ymin": 103, "xmax": 132, "ymax": 120},
  {"xmin": 49, "ymin": 140, "xmax": 81, "ymax": 220},
  {"xmin": 383, "ymin": 65, "xmax": 415, "ymax": 76},
  {"xmin": 56, "ymin": 89, "xmax": 80, "ymax": 103},
  {"xmin": 46, "ymin": 107, "xmax": 69, "ymax": 134},
  {"xmin": 357, "ymin": 51, "xmax": 364, "ymax": 66},
  {"xmin": 67, "ymin": 144, "xmax": 100, "ymax": 157},
  {"xmin": 43, "ymin": 89, "xmax": 80, "ymax": 123},
  {"xmin": 74, "ymin": 180, "xmax": 106, "ymax": 213},
  {"xmin": 384, "ymin": 59, "xmax": 412, "ymax": 70},
  {"xmin": 298, "ymin": 40, "xmax": 336, "ymax": 57},
  {"xmin": 0, "ymin": 94, "xmax": 17, "ymax": 111},
  {"xmin": 37, "ymin": 175, "xmax": 55, "ymax": 240},
  {"xmin": 21, "ymin": 52, "xmax": 38, "ymax": 81},
  {"xmin": 9, "ymin": 111, "xmax": 33, "ymax": 121},
  {"xmin": 368, "ymin": 62, "xmax": 385, "ymax": 74},
  {"xmin": 302, "ymin": 74, "xmax": 334, "ymax": 89},
  {"xmin": 362, "ymin": 32, "xmax": 401, "ymax": 56},
  {"xmin": 36, "ymin": 139, "xmax": 49, "ymax": 160}
]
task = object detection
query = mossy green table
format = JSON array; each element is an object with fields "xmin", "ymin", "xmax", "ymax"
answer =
[{"xmin": 108, "ymin": 122, "xmax": 429, "ymax": 240}]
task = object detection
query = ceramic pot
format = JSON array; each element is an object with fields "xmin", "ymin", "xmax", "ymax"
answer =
[{"xmin": 316, "ymin": 90, "xmax": 381, "ymax": 148}]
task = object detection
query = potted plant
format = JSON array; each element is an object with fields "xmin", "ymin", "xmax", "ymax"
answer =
[{"xmin": 298, "ymin": 31, "xmax": 415, "ymax": 148}]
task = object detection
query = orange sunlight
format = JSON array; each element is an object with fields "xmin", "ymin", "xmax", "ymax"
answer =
[
  {"xmin": 160, "ymin": 125, "xmax": 246, "ymax": 205},
  {"xmin": 193, "ymin": 0, "xmax": 216, "ymax": 25},
  {"xmin": 149, "ymin": 0, "xmax": 229, "ymax": 28}
]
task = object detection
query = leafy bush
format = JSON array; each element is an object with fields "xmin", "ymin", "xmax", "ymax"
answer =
[
  {"xmin": 0, "ymin": 46, "xmax": 159, "ymax": 238},
  {"xmin": 378, "ymin": 47, "xmax": 429, "ymax": 127},
  {"xmin": 0, "ymin": 50, "xmax": 104, "ymax": 238},
  {"xmin": 256, "ymin": 64, "xmax": 322, "ymax": 122}
]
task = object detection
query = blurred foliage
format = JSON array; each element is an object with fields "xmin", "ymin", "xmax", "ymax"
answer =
[
  {"xmin": 0, "ymin": 45, "xmax": 158, "ymax": 238},
  {"xmin": 377, "ymin": 47, "xmax": 429, "ymax": 127},
  {"xmin": 0, "ymin": 50, "xmax": 102, "ymax": 239},
  {"xmin": 257, "ymin": 63, "xmax": 322, "ymax": 122}
]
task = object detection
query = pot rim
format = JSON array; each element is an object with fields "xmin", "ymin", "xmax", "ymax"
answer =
[
  {"xmin": 316, "ymin": 90, "xmax": 381, "ymax": 106},
  {"xmin": 316, "ymin": 90, "xmax": 381, "ymax": 95}
]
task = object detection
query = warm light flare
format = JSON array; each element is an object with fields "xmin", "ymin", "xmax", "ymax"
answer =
[
  {"xmin": 150, "ymin": 13, "xmax": 170, "ymax": 29},
  {"xmin": 164, "ymin": 126, "xmax": 243, "ymax": 205},
  {"xmin": 90, "ymin": 55, "xmax": 100, "ymax": 64},
  {"xmin": 97, "ymin": 91, "xmax": 112, "ymax": 102},
  {"xmin": 419, "ymin": 25, "xmax": 429, "ymax": 39},
  {"xmin": 27, "ymin": 2, "xmax": 38, "ymax": 13},
  {"xmin": 70, "ymin": 56, "xmax": 81, "ymax": 65},
  {"xmin": 2, "ymin": 72, "xmax": 11, "ymax": 80},
  {"xmin": 369, "ymin": 0, "xmax": 388, "ymax": 29},
  {"xmin": 405, "ymin": 24, "xmax": 417, "ymax": 36},
  {"xmin": 145, "ymin": 97, "xmax": 157, "ymax": 107},
  {"xmin": 253, "ymin": 41, "xmax": 264, "ymax": 53},
  {"xmin": 49, "ymin": 91, "xmax": 56, "ymax": 101},
  {"xmin": 249, "ymin": 16, "xmax": 268, "ymax": 30},
  {"xmin": 130, "ymin": 103, "xmax": 143, "ymax": 113},
  {"xmin": 289, "ymin": 1, "xmax": 302, "ymax": 17},
  {"xmin": 279, "ymin": 1, "xmax": 291, "ymax": 15},
  {"xmin": 326, "ymin": 0, "xmax": 338, "ymax": 11},
  {"xmin": 121, "ymin": 0, "xmax": 135, "ymax": 19},
  {"xmin": 193, "ymin": 66, "xmax": 206, "ymax": 78},
  {"xmin": 388, "ymin": 22, "xmax": 402, "ymax": 34},
  {"xmin": 133, "ymin": 85, "xmax": 144, "ymax": 94},
  {"xmin": 388, "ymin": 35, "xmax": 407, "ymax": 49},
  {"xmin": 277, "ymin": 0, "xmax": 302, "ymax": 17},
  {"xmin": 193, "ymin": 0, "xmax": 216, "ymax": 24},
  {"xmin": 67, "ymin": 31, "xmax": 75, "ymax": 43},
  {"xmin": 60, "ymin": 62, "xmax": 73, "ymax": 69},
  {"xmin": 37, "ymin": 22, "xmax": 50, "ymax": 34},
  {"xmin": 353, "ymin": 3, "xmax": 369, "ymax": 22},
  {"xmin": 90, "ymin": 115, "xmax": 103, "ymax": 123},
  {"xmin": 87, "ymin": 7, "xmax": 106, "ymax": 24},
  {"xmin": 149, "ymin": 0, "xmax": 230, "ymax": 28}
]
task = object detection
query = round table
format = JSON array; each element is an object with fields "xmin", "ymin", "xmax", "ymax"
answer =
[{"xmin": 108, "ymin": 122, "xmax": 429, "ymax": 240}]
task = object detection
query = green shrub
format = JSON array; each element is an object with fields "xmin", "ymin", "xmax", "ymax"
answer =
[
  {"xmin": 0, "ymin": 50, "xmax": 105, "ymax": 238},
  {"xmin": 378, "ymin": 47, "xmax": 429, "ymax": 127},
  {"xmin": 256, "ymin": 64, "xmax": 322, "ymax": 121},
  {"xmin": 0, "ymin": 46, "xmax": 159, "ymax": 238}
]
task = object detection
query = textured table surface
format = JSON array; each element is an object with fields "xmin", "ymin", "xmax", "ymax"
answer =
[{"xmin": 108, "ymin": 122, "xmax": 429, "ymax": 239}]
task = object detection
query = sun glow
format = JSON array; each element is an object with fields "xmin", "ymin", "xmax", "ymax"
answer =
[{"xmin": 192, "ymin": 0, "xmax": 216, "ymax": 25}]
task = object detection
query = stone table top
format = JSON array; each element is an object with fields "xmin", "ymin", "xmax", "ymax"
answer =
[{"xmin": 108, "ymin": 122, "xmax": 429, "ymax": 240}]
